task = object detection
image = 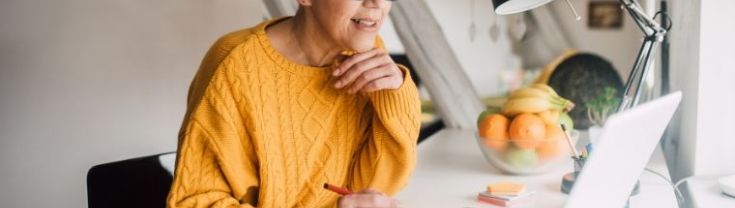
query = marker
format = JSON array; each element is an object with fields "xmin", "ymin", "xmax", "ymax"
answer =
[{"xmin": 324, "ymin": 183, "xmax": 353, "ymax": 195}]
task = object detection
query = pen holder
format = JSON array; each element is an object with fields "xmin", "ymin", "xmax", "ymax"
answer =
[{"xmin": 561, "ymin": 156, "xmax": 586, "ymax": 194}]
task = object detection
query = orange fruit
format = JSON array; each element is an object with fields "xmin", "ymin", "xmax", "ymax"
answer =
[
  {"xmin": 477, "ymin": 107, "xmax": 501, "ymax": 126},
  {"xmin": 509, "ymin": 114, "xmax": 546, "ymax": 149},
  {"xmin": 478, "ymin": 114, "xmax": 510, "ymax": 151},
  {"xmin": 484, "ymin": 139, "xmax": 508, "ymax": 152},
  {"xmin": 536, "ymin": 124, "xmax": 567, "ymax": 160}
]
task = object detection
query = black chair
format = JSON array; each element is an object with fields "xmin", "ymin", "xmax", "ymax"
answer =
[{"xmin": 87, "ymin": 152, "xmax": 175, "ymax": 208}]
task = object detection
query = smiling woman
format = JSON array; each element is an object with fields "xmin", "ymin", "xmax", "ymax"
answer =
[{"xmin": 166, "ymin": 0, "xmax": 421, "ymax": 208}]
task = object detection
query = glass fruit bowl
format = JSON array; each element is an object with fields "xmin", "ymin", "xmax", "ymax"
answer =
[{"xmin": 475, "ymin": 130, "xmax": 579, "ymax": 175}]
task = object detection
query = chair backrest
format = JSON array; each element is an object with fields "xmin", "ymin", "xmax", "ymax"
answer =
[{"xmin": 87, "ymin": 152, "xmax": 175, "ymax": 208}]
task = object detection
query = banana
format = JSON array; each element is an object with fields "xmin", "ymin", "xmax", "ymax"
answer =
[
  {"xmin": 528, "ymin": 84, "xmax": 575, "ymax": 112},
  {"xmin": 502, "ymin": 95, "xmax": 575, "ymax": 116},
  {"xmin": 508, "ymin": 87, "xmax": 557, "ymax": 101},
  {"xmin": 529, "ymin": 84, "xmax": 559, "ymax": 97},
  {"xmin": 502, "ymin": 97, "xmax": 566, "ymax": 116},
  {"xmin": 556, "ymin": 97, "xmax": 575, "ymax": 112},
  {"xmin": 509, "ymin": 87, "xmax": 572, "ymax": 108},
  {"xmin": 502, "ymin": 84, "xmax": 575, "ymax": 116}
]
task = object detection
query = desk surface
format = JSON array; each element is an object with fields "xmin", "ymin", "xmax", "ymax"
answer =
[
  {"xmin": 395, "ymin": 129, "xmax": 678, "ymax": 208},
  {"xmin": 686, "ymin": 175, "xmax": 735, "ymax": 207}
]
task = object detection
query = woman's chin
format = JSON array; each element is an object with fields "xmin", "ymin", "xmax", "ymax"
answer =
[{"xmin": 347, "ymin": 41, "xmax": 378, "ymax": 53}]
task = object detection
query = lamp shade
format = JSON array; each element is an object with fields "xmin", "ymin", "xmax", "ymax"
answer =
[{"xmin": 492, "ymin": 0, "xmax": 554, "ymax": 15}]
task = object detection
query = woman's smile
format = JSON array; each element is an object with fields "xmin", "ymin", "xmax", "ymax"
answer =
[{"xmin": 350, "ymin": 17, "xmax": 380, "ymax": 32}]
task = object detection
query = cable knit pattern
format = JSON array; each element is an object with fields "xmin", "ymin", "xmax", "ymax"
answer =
[{"xmin": 167, "ymin": 18, "xmax": 421, "ymax": 208}]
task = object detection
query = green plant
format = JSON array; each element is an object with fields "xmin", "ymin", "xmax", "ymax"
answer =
[{"xmin": 586, "ymin": 87, "xmax": 621, "ymax": 126}]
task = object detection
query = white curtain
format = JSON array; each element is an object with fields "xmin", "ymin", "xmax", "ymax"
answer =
[
  {"xmin": 529, "ymin": 7, "xmax": 572, "ymax": 55},
  {"xmin": 510, "ymin": 7, "xmax": 573, "ymax": 69}
]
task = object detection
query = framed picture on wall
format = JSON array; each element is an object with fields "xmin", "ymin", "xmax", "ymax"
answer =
[{"xmin": 588, "ymin": 2, "xmax": 623, "ymax": 29}]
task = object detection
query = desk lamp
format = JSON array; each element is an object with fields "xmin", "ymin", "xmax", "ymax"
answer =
[{"xmin": 492, "ymin": 0, "xmax": 669, "ymax": 112}]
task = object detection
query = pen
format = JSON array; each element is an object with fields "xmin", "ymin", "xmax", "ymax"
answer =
[
  {"xmin": 561, "ymin": 124, "xmax": 584, "ymax": 167},
  {"xmin": 323, "ymin": 183, "xmax": 353, "ymax": 195}
]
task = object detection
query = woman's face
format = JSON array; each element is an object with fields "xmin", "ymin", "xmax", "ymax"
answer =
[{"xmin": 303, "ymin": 0, "xmax": 392, "ymax": 52}]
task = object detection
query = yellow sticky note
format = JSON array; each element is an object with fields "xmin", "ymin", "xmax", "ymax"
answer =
[{"xmin": 487, "ymin": 182, "xmax": 525, "ymax": 195}]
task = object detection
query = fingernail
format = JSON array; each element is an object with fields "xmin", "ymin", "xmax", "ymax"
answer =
[
  {"xmin": 332, "ymin": 69, "xmax": 340, "ymax": 76},
  {"xmin": 334, "ymin": 81, "xmax": 342, "ymax": 88}
]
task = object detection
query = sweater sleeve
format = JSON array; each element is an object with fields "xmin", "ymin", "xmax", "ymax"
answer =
[
  {"xmin": 167, "ymin": 58, "xmax": 260, "ymax": 208},
  {"xmin": 348, "ymin": 65, "xmax": 422, "ymax": 196}
]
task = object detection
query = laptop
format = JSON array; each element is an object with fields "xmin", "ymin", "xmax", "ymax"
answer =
[{"xmin": 565, "ymin": 91, "xmax": 682, "ymax": 208}]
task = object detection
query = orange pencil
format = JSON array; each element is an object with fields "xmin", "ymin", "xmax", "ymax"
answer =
[{"xmin": 323, "ymin": 183, "xmax": 353, "ymax": 195}]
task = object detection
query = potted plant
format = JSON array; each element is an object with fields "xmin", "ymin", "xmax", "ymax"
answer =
[{"xmin": 585, "ymin": 87, "xmax": 621, "ymax": 143}]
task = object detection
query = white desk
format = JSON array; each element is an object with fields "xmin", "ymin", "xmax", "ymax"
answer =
[
  {"xmin": 395, "ymin": 129, "xmax": 678, "ymax": 207},
  {"xmin": 685, "ymin": 176, "xmax": 735, "ymax": 207}
]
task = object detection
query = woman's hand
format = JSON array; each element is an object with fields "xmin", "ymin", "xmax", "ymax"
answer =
[
  {"xmin": 338, "ymin": 189, "xmax": 401, "ymax": 208},
  {"xmin": 332, "ymin": 48, "xmax": 404, "ymax": 94}
]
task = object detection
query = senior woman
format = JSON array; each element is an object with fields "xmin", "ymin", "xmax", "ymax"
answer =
[{"xmin": 166, "ymin": 0, "xmax": 421, "ymax": 207}]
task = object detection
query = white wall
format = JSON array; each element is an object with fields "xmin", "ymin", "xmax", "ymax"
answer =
[
  {"xmin": 692, "ymin": 0, "xmax": 735, "ymax": 176},
  {"xmin": 0, "ymin": 0, "xmax": 263, "ymax": 207}
]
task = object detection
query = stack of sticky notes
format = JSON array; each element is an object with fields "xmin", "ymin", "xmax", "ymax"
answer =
[{"xmin": 477, "ymin": 182, "xmax": 534, "ymax": 207}]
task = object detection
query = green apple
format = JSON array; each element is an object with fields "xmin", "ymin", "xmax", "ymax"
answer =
[
  {"xmin": 559, "ymin": 112, "xmax": 574, "ymax": 131},
  {"xmin": 505, "ymin": 147, "xmax": 539, "ymax": 168}
]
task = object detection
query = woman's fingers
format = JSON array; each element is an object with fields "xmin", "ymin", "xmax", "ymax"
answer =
[
  {"xmin": 338, "ymin": 190, "xmax": 397, "ymax": 208},
  {"xmin": 342, "ymin": 194, "xmax": 393, "ymax": 207},
  {"xmin": 334, "ymin": 51, "xmax": 389, "ymax": 89},
  {"xmin": 333, "ymin": 48, "xmax": 382, "ymax": 76},
  {"xmin": 333, "ymin": 48, "xmax": 406, "ymax": 94},
  {"xmin": 347, "ymin": 64, "xmax": 394, "ymax": 93}
]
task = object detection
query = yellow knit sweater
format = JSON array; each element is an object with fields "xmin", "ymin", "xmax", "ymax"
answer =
[{"xmin": 167, "ymin": 18, "xmax": 421, "ymax": 208}]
